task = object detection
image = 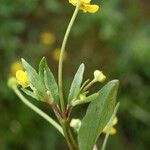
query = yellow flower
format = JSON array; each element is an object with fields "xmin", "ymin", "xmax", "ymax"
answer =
[
  {"xmin": 68, "ymin": 0, "xmax": 99, "ymax": 13},
  {"xmin": 10, "ymin": 61, "xmax": 23, "ymax": 76},
  {"xmin": 52, "ymin": 48, "xmax": 67, "ymax": 62},
  {"xmin": 102, "ymin": 116, "xmax": 118, "ymax": 135},
  {"xmin": 16, "ymin": 70, "xmax": 30, "ymax": 88},
  {"xmin": 40, "ymin": 32, "xmax": 56, "ymax": 45},
  {"xmin": 94, "ymin": 70, "xmax": 106, "ymax": 82}
]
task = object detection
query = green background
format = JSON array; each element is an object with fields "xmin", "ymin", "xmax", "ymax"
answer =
[{"xmin": 0, "ymin": 0, "xmax": 150, "ymax": 149}]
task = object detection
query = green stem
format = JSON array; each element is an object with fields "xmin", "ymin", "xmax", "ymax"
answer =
[
  {"xmin": 82, "ymin": 79, "xmax": 96, "ymax": 92},
  {"xmin": 13, "ymin": 86, "xmax": 64, "ymax": 136},
  {"xmin": 58, "ymin": 4, "xmax": 80, "ymax": 113},
  {"xmin": 101, "ymin": 103, "xmax": 120, "ymax": 150},
  {"xmin": 68, "ymin": 128, "xmax": 78, "ymax": 149},
  {"xmin": 61, "ymin": 120, "xmax": 78, "ymax": 150},
  {"xmin": 71, "ymin": 93, "xmax": 99, "ymax": 107}
]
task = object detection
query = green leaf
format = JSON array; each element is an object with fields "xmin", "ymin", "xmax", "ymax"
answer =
[
  {"xmin": 39, "ymin": 57, "xmax": 47, "ymax": 83},
  {"xmin": 78, "ymin": 80, "xmax": 119, "ymax": 150},
  {"xmin": 21, "ymin": 88, "xmax": 37, "ymax": 100},
  {"xmin": 21, "ymin": 58, "xmax": 46, "ymax": 99},
  {"xmin": 68, "ymin": 64, "xmax": 85, "ymax": 103},
  {"xmin": 40, "ymin": 58, "xmax": 59, "ymax": 103}
]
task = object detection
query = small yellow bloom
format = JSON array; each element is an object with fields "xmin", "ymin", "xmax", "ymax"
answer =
[
  {"xmin": 52, "ymin": 48, "xmax": 67, "ymax": 62},
  {"xmin": 40, "ymin": 32, "xmax": 56, "ymax": 45},
  {"xmin": 94, "ymin": 70, "xmax": 106, "ymax": 82},
  {"xmin": 68, "ymin": 0, "xmax": 99, "ymax": 13},
  {"xmin": 16, "ymin": 70, "xmax": 30, "ymax": 88},
  {"xmin": 102, "ymin": 116, "xmax": 118, "ymax": 135},
  {"xmin": 10, "ymin": 61, "xmax": 23, "ymax": 76}
]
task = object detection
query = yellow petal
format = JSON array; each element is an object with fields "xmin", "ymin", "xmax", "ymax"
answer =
[
  {"xmin": 69, "ymin": 0, "xmax": 77, "ymax": 6},
  {"xmin": 109, "ymin": 127, "xmax": 117, "ymax": 135},
  {"xmin": 80, "ymin": 5, "xmax": 88, "ymax": 12},
  {"xmin": 80, "ymin": 0, "xmax": 91, "ymax": 3},
  {"xmin": 102, "ymin": 127, "xmax": 117, "ymax": 135},
  {"xmin": 10, "ymin": 61, "xmax": 23, "ymax": 76},
  {"xmin": 16, "ymin": 70, "xmax": 30, "ymax": 88},
  {"xmin": 102, "ymin": 126, "xmax": 107, "ymax": 134},
  {"xmin": 84, "ymin": 4, "xmax": 99, "ymax": 13},
  {"xmin": 113, "ymin": 116, "xmax": 118, "ymax": 126}
]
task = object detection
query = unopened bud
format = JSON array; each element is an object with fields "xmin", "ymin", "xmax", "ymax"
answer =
[
  {"xmin": 79, "ymin": 93, "xmax": 86, "ymax": 100},
  {"xmin": 7, "ymin": 77, "xmax": 17, "ymax": 88},
  {"xmin": 70, "ymin": 119, "xmax": 81, "ymax": 132},
  {"xmin": 94, "ymin": 70, "xmax": 106, "ymax": 82}
]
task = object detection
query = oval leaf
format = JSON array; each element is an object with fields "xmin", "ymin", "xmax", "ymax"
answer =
[
  {"xmin": 68, "ymin": 63, "xmax": 85, "ymax": 103},
  {"xmin": 78, "ymin": 80, "xmax": 119, "ymax": 150}
]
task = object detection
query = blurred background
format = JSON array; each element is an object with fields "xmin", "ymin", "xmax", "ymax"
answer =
[{"xmin": 0, "ymin": 0, "xmax": 150, "ymax": 149}]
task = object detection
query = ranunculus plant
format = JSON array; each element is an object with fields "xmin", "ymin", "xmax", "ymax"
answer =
[{"xmin": 8, "ymin": 0, "xmax": 120, "ymax": 150}]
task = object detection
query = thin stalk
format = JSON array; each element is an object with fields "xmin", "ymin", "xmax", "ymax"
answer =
[
  {"xmin": 101, "ymin": 103, "xmax": 120, "ymax": 150},
  {"xmin": 82, "ymin": 79, "xmax": 96, "ymax": 92},
  {"xmin": 68, "ymin": 128, "xmax": 78, "ymax": 149},
  {"xmin": 71, "ymin": 93, "xmax": 99, "ymax": 107},
  {"xmin": 58, "ymin": 4, "xmax": 80, "ymax": 113},
  {"xmin": 13, "ymin": 86, "xmax": 64, "ymax": 136}
]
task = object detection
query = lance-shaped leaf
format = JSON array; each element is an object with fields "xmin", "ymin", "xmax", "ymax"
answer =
[
  {"xmin": 40, "ymin": 57, "xmax": 59, "ymax": 103},
  {"xmin": 21, "ymin": 59, "xmax": 46, "ymax": 99},
  {"xmin": 44, "ymin": 69, "xmax": 59, "ymax": 103},
  {"xmin": 78, "ymin": 80, "xmax": 119, "ymax": 150},
  {"xmin": 68, "ymin": 63, "xmax": 85, "ymax": 103},
  {"xmin": 39, "ymin": 57, "xmax": 47, "ymax": 83}
]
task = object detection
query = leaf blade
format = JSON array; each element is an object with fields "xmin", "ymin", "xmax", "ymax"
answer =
[
  {"xmin": 78, "ymin": 80, "xmax": 119, "ymax": 150},
  {"xmin": 44, "ymin": 68, "xmax": 59, "ymax": 103},
  {"xmin": 68, "ymin": 63, "xmax": 85, "ymax": 103},
  {"xmin": 21, "ymin": 58, "xmax": 46, "ymax": 98},
  {"xmin": 39, "ymin": 57, "xmax": 47, "ymax": 83},
  {"xmin": 40, "ymin": 58, "xmax": 59, "ymax": 103}
]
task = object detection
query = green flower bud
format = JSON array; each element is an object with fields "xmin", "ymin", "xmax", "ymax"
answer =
[
  {"xmin": 79, "ymin": 93, "xmax": 86, "ymax": 100},
  {"xmin": 70, "ymin": 119, "xmax": 81, "ymax": 133},
  {"xmin": 7, "ymin": 77, "xmax": 17, "ymax": 89},
  {"xmin": 94, "ymin": 70, "xmax": 106, "ymax": 82}
]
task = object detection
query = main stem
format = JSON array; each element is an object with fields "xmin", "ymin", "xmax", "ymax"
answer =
[
  {"xmin": 58, "ymin": 4, "xmax": 80, "ymax": 150},
  {"xmin": 58, "ymin": 4, "xmax": 80, "ymax": 113}
]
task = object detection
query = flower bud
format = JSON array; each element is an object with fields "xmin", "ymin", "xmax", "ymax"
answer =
[
  {"xmin": 16, "ymin": 70, "xmax": 30, "ymax": 88},
  {"xmin": 70, "ymin": 119, "xmax": 81, "ymax": 132},
  {"xmin": 94, "ymin": 70, "xmax": 106, "ymax": 82},
  {"xmin": 79, "ymin": 93, "xmax": 86, "ymax": 100},
  {"xmin": 7, "ymin": 77, "xmax": 17, "ymax": 89}
]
